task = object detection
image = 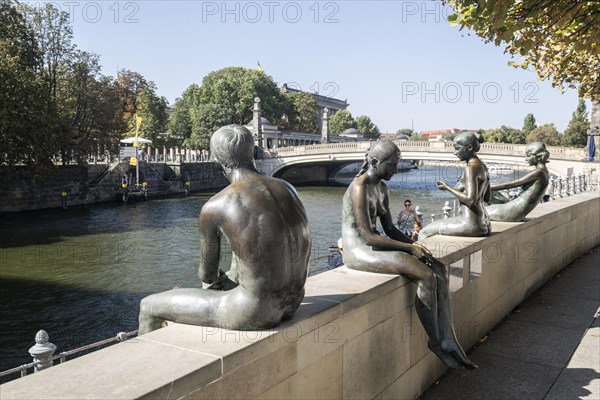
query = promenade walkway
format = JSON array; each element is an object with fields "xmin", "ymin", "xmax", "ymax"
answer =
[{"xmin": 423, "ymin": 246, "xmax": 600, "ymax": 400}]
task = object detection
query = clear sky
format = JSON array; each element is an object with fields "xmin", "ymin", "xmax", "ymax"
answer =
[{"xmin": 38, "ymin": 0, "xmax": 589, "ymax": 133}]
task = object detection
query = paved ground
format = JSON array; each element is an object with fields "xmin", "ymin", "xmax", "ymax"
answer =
[{"xmin": 422, "ymin": 246, "xmax": 600, "ymax": 400}]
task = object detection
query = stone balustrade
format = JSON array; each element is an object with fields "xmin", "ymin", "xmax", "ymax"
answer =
[
  {"xmin": 270, "ymin": 141, "xmax": 589, "ymax": 162},
  {"xmin": 1, "ymin": 192, "xmax": 598, "ymax": 400}
]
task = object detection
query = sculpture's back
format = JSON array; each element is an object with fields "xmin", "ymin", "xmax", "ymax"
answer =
[{"xmin": 138, "ymin": 125, "xmax": 310, "ymax": 334}]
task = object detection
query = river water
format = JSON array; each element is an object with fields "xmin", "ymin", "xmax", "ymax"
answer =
[{"xmin": 0, "ymin": 164, "xmax": 520, "ymax": 376}]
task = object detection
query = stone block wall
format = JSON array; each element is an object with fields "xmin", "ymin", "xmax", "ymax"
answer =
[{"xmin": 1, "ymin": 192, "xmax": 598, "ymax": 399}]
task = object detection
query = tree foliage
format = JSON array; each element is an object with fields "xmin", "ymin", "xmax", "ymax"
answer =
[
  {"xmin": 329, "ymin": 110, "xmax": 356, "ymax": 136},
  {"xmin": 526, "ymin": 123, "xmax": 561, "ymax": 146},
  {"xmin": 561, "ymin": 99, "xmax": 590, "ymax": 147},
  {"xmin": 397, "ymin": 128, "xmax": 423, "ymax": 140},
  {"xmin": 179, "ymin": 67, "xmax": 287, "ymax": 149},
  {"xmin": 522, "ymin": 113, "xmax": 537, "ymax": 136},
  {"xmin": 282, "ymin": 91, "xmax": 318, "ymax": 133},
  {"xmin": 484, "ymin": 126, "xmax": 525, "ymax": 144},
  {"xmin": 0, "ymin": 0, "xmax": 48, "ymax": 168},
  {"xmin": 355, "ymin": 115, "xmax": 380, "ymax": 139},
  {"xmin": 446, "ymin": 0, "xmax": 600, "ymax": 100},
  {"xmin": 0, "ymin": 1, "xmax": 164, "ymax": 168}
]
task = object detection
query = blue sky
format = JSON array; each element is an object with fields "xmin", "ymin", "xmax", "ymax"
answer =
[{"xmin": 38, "ymin": 0, "xmax": 588, "ymax": 132}]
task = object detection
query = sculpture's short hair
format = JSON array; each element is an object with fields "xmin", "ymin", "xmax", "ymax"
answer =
[
  {"xmin": 525, "ymin": 141, "xmax": 550, "ymax": 164},
  {"xmin": 210, "ymin": 125, "xmax": 255, "ymax": 169},
  {"xmin": 455, "ymin": 132, "xmax": 484, "ymax": 153}
]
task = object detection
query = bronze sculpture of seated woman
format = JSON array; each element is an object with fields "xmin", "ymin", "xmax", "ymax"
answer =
[{"xmin": 341, "ymin": 139, "xmax": 476, "ymax": 370}]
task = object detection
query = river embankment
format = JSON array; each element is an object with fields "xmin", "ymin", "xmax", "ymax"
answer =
[{"xmin": 0, "ymin": 162, "xmax": 228, "ymax": 214}]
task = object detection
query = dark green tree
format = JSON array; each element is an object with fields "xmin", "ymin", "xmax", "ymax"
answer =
[
  {"xmin": 527, "ymin": 123, "xmax": 561, "ymax": 146},
  {"xmin": 447, "ymin": 0, "xmax": 600, "ymax": 99},
  {"xmin": 561, "ymin": 99, "xmax": 590, "ymax": 147},
  {"xmin": 522, "ymin": 114, "xmax": 537, "ymax": 136},
  {"xmin": 136, "ymin": 89, "xmax": 169, "ymax": 145},
  {"xmin": 329, "ymin": 110, "xmax": 355, "ymax": 136},
  {"xmin": 355, "ymin": 115, "xmax": 380, "ymax": 139},
  {"xmin": 183, "ymin": 67, "xmax": 287, "ymax": 149},
  {"xmin": 168, "ymin": 84, "xmax": 199, "ymax": 147},
  {"xmin": 396, "ymin": 128, "xmax": 417, "ymax": 139},
  {"xmin": 283, "ymin": 91, "xmax": 318, "ymax": 133},
  {"xmin": 0, "ymin": 0, "xmax": 48, "ymax": 167},
  {"xmin": 21, "ymin": 2, "xmax": 78, "ymax": 164},
  {"xmin": 115, "ymin": 69, "xmax": 156, "ymax": 136},
  {"xmin": 484, "ymin": 126, "xmax": 524, "ymax": 144}
]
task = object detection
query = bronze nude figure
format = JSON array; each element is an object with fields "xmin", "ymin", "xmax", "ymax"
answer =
[
  {"xmin": 419, "ymin": 132, "xmax": 491, "ymax": 240},
  {"xmin": 341, "ymin": 140, "xmax": 476, "ymax": 370},
  {"xmin": 486, "ymin": 142, "xmax": 550, "ymax": 222},
  {"xmin": 138, "ymin": 125, "xmax": 311, "ymax": 335}
]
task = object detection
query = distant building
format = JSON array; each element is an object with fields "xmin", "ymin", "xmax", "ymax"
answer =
[
  {"xmin": 419, "ymin": 128, "xmax": 478, "ymax": 141},
  {"xmin": 340, "ymin": 128, "xmax": 363, "ymax": 140},
  {"xmin": 379, "ymin": 133, "xmax": 410, "ymax": 141}
]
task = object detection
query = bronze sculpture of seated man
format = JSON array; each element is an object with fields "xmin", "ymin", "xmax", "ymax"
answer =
[{"xmin": 138, "ymin": 125, "xmax": 311, "ymax": 335}]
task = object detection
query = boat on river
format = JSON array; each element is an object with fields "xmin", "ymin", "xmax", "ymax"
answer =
[{"xmin": 488, "ymin": 163, "xmax": 515, "ymax": 174}]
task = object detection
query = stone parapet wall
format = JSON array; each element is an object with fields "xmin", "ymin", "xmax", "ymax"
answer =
[{"xmin": 1, "ymin": 192, "xmax": 598, "ymax": 399}]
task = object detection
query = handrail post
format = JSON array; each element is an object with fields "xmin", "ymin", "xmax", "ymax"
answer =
[
  {"xmin": 28, "ymin": 330, "xmax": 56, "ymax": 372},
  {"xmin": 443, "ymin": 201, "xmax": 452, "ymax": 218}
]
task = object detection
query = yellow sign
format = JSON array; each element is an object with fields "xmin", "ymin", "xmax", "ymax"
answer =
[{"xmin": 129, "ymin": 157, "xmax": 137, "ymax": 166}]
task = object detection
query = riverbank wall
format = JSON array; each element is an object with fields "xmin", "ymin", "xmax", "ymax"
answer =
[
  {"xmin": 0, "ymin": 163, "xmax": 228, "ymax": 214},
  {"xmin": 1, "ymin": 192, "xmax": 598, "ymax": 399}
]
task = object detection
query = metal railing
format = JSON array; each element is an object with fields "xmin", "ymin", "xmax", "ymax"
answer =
[{"xmin": 0, "ymin": 330, "xmax": 138, "ymax": 380}]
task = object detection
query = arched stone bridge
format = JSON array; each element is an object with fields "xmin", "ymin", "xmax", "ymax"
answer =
[{"xmin": 255, "ymin": 141, "xmax": 593, "ymax": 185}]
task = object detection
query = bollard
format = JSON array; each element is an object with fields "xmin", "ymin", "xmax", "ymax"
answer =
[
  {"xmin": 549, "ymin": 177, "xmax": 556, "ymax": 199},
  {"xmin": 60, "ymin": 191, "xmax": 67, "ymax": 209},
  {"xmin": 415, "ymin": 206, "xmax": 423, "ymax": 223},
  {"xmin": 29, "ymin": 330, "xmax": 56, "ymax": 372},
  {"xmin": 555, "ymin": 177, "xmax": 562, "ymax": 198},
  {"xmin": 562, "ymin": 176, "xmax": 568, "ymax": 196},
  {"xmin": 443, "ymin": 201, "xmax": 452, "ymax": 219}
]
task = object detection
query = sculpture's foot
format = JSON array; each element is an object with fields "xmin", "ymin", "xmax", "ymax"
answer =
[
  {"xmin": 440, "ymin": 338, "xmax": 478, "ymax": 370},
  {"xmin": 427, "ymin": 341, "xmax": 461, "ymax": 370}
]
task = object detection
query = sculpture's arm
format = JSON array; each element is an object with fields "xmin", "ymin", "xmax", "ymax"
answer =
[
  {"xmin": 381, "ymin": 187, "xmax": 414, "ymax": 243},
  {"xmin": 491, "ymin": 170, "xmax": 539, "ymax": 191},
  {"xmin": 198, "ymin": 203, "xmax": 221, "ymax": 285},
  {"xmin": 351, "ymin": 183, "xmax": 413, "ymax": 252}
]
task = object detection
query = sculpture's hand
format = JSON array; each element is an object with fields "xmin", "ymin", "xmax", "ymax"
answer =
[
  {"xmin": 411, "ymin": 242, "xmax": 432, "ymax": 258},
  {"xmin": 436, "ymin": 181, "xmax": 448, "ymax": 190}
]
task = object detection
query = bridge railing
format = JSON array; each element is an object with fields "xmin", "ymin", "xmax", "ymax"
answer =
[{"xmin": 268, "ymin": 141, "xmax": 589, "ymax": 161}]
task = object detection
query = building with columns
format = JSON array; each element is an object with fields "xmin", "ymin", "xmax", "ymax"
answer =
[{"xmin": 245, "ymin": 98, "xmax": 358, "ymax": 149}]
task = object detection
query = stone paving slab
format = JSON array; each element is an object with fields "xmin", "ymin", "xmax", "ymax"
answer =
[
  {"xmin": 422, "ymin": 352, "xmax": 562, "ymax": 400},
  {"xmin": 509, "ymin": 292, "xmax": 598, "ymax": 331},
  {"xmin": 422, "ymin": 246, "xmax": 600, "ymax": 400},
  {"xmin": 476, "ymin": 320, "xmax": 583, "ymax": 368},
  {"xmin": 545, "ymin": 315, "xmax": 600, "ymax": 400}
]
